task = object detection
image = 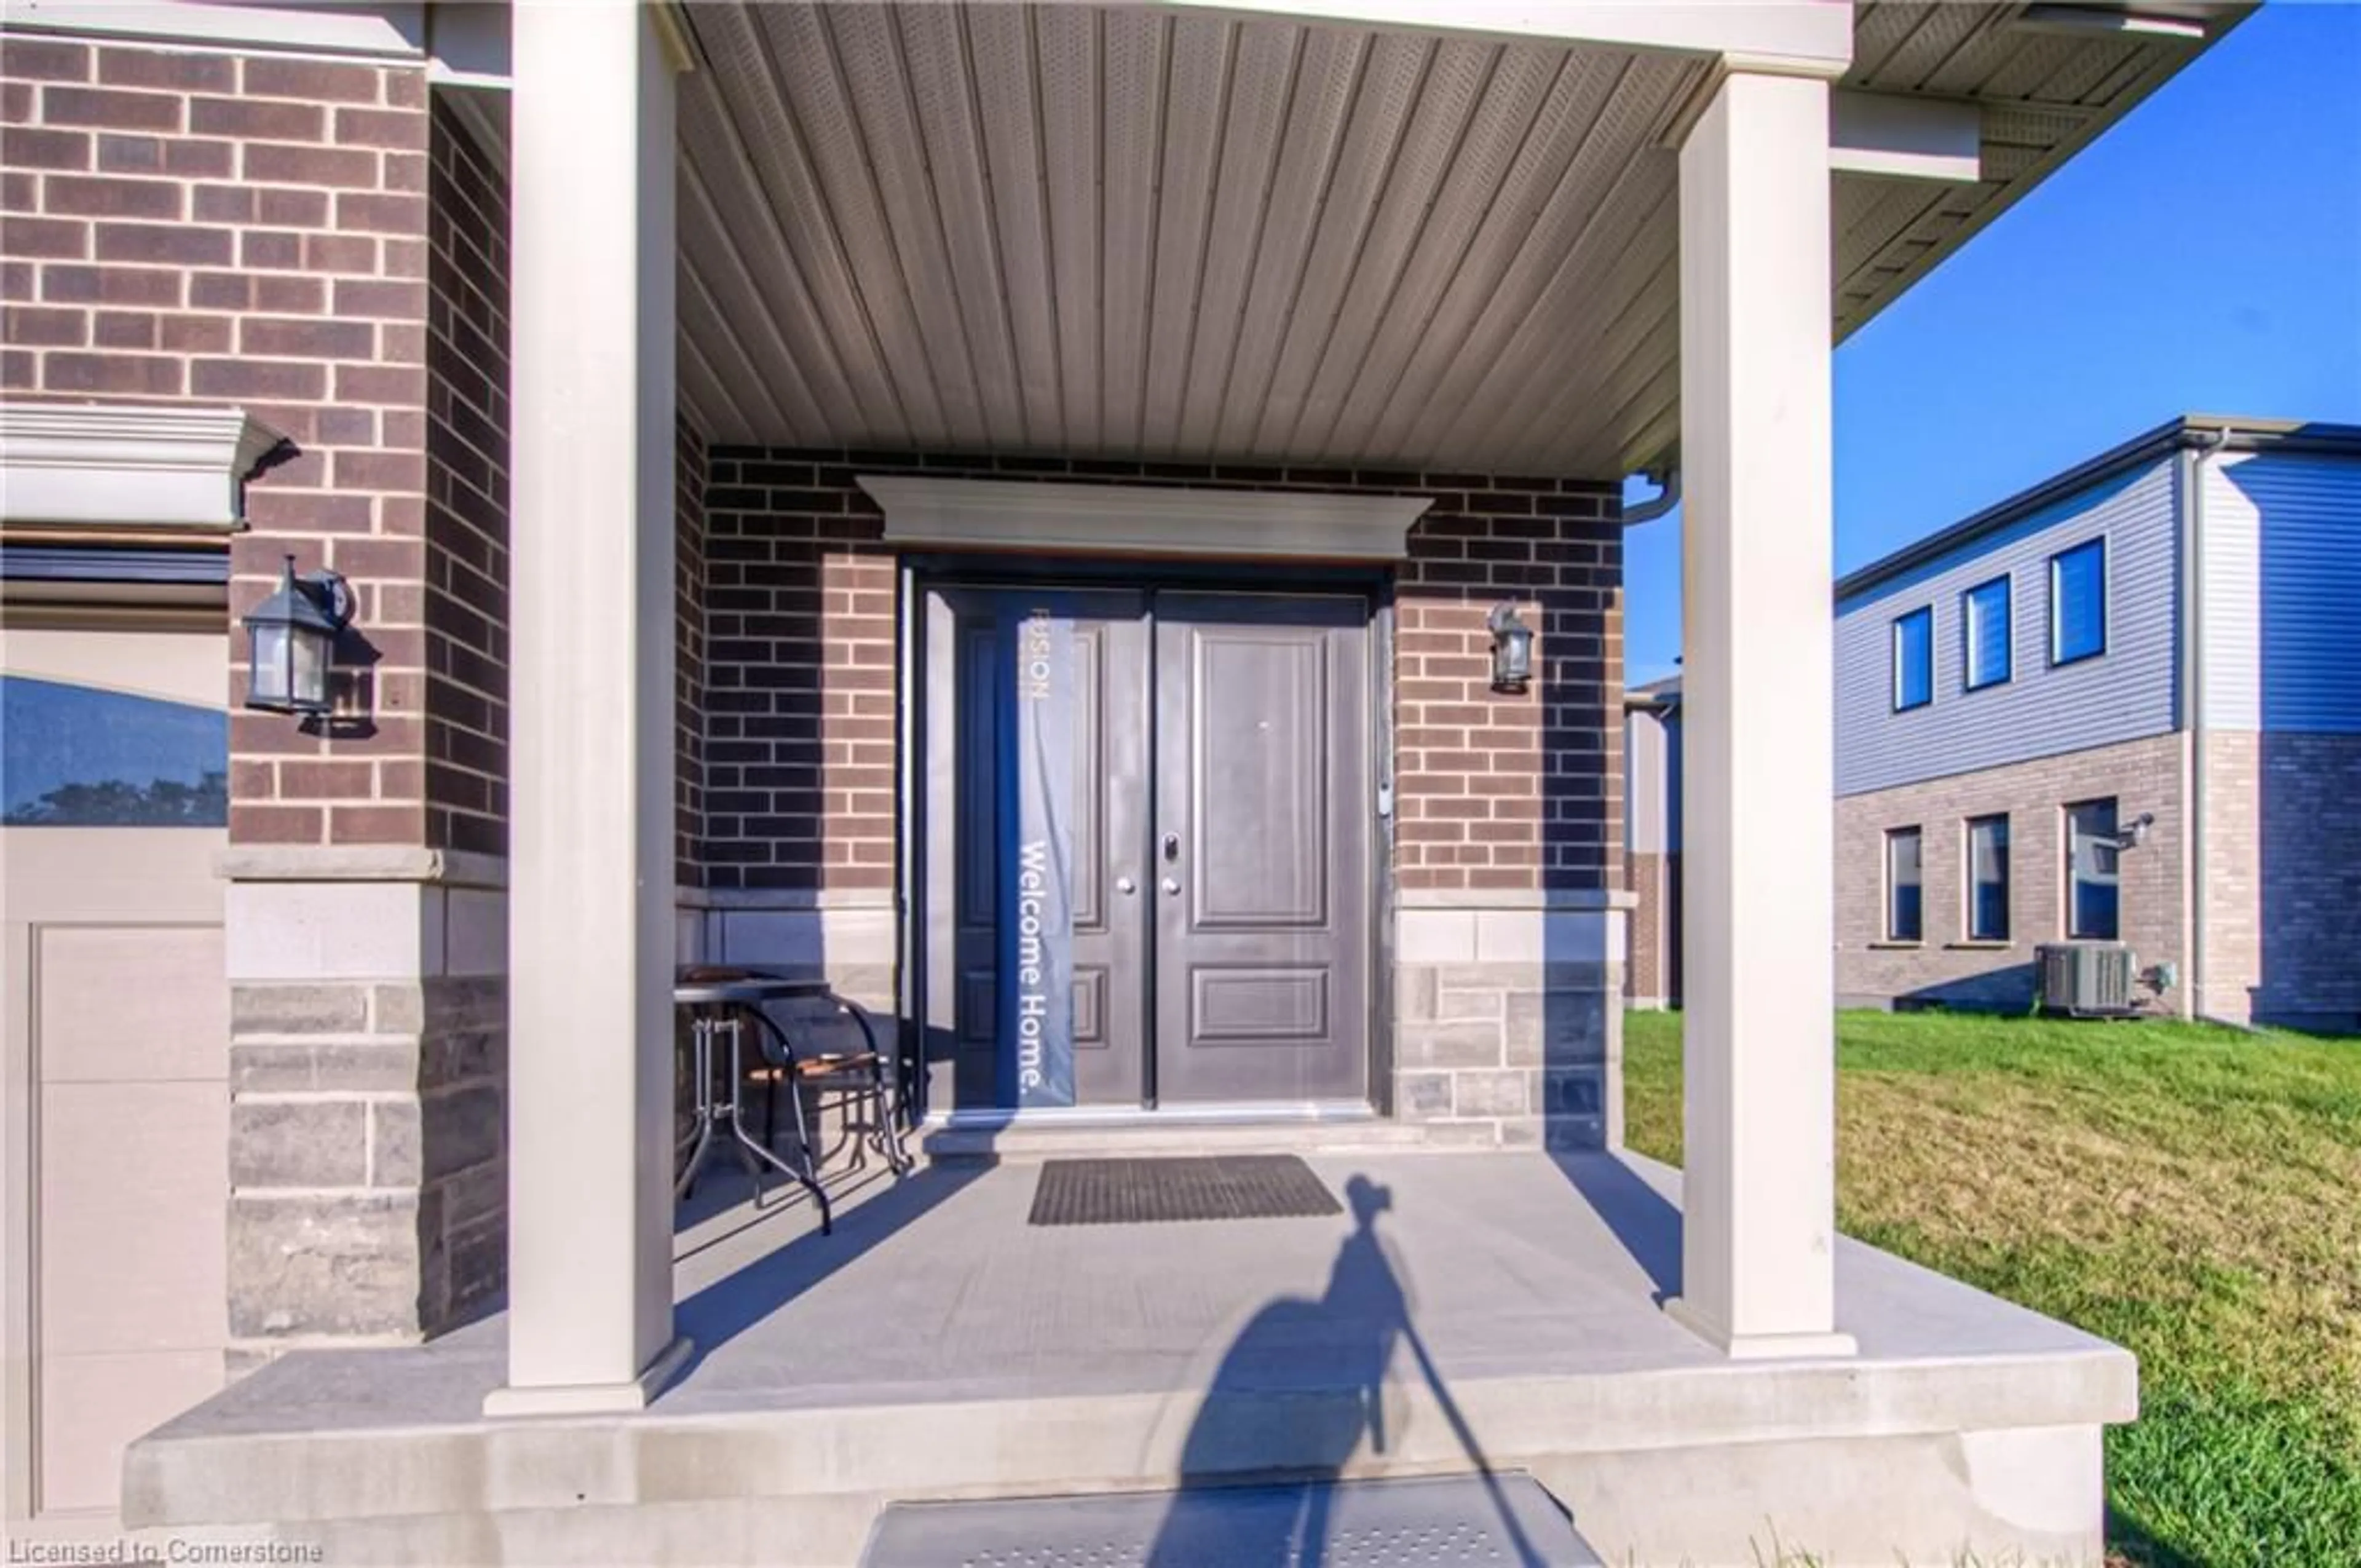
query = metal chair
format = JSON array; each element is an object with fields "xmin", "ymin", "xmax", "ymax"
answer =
[{"xmin": 744, "ymin": 988, "xmax": 913, "ymax": 1180}]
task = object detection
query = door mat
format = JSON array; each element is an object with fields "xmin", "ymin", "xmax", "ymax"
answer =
[
  {"xmin": 1027, "ymin": 1154, "xmax": 1341, "ymax": 1225},
  {"xmin": 863, "ymin": 1472, "xmax": 1602, "ymax": 1566}
]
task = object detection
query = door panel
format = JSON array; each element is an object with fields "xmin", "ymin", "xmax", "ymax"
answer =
[
  {"xmin": 1153, "ymin": 593, "xmax": 1369, "ymax": 1103},
  {"xmin": 925, "ymin": 587, "xmax": 1148, "ymax": 1108}
]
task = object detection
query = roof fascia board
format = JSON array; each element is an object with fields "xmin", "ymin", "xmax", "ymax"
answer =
[{"xmin": 1153, "ymin": 0, "xmax": 1854, "ymax": 77}]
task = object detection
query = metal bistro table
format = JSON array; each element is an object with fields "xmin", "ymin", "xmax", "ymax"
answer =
[{"xmin": 673, "ymin": 973, "xmax": 840, "ymax": 1232}]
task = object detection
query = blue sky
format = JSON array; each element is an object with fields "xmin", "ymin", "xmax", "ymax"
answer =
[{"xmin": 1622, "ymin": 1, "xmax": 2361, "ymax": 684}]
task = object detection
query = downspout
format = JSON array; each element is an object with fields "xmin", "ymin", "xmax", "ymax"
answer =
[{"xmin": 2179, "ymin": 424, "xmax": 2234, "ymax": 1022}]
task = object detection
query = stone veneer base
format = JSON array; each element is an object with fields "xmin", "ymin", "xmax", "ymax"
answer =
[{"xmin": 1393, "ymin": 892, "xmax": 1629, "ymax": 1152}]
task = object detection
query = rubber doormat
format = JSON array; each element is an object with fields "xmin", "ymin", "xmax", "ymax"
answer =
[
  {"xmin": 862, "ymin": 1473, "xmax": 1603, "ymax": 1566},
  {"xmin": 1027, "ymin": 1154, "xmax": 1342, "ymax": 1225}
]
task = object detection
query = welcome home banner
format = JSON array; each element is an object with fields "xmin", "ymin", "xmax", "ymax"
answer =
[{"xmin": 1003, "ymin": 606, "xmax": 1076, "ymax": 1108}]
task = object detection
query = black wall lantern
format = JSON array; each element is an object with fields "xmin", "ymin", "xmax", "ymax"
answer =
[
  {"xmin": 243, "ymin": 555, "xmax": 354, "ymax": 716},
  {"xmin": 1487, "ymin": 601, "xmax": 1535, "ymax": 694}
]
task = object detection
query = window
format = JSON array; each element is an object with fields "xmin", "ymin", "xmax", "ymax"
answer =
[
  {"xmin": 1966, "ymin": 815, "xmax": 2010, "ymax": 941},
  {"xmin": 2065, "ymin": 799, "xmax": 2119, "ymax": 940},
  {"xmin": 1963, "ymin": 577, "xmax": 2012, "ymax": 690},
  {"xmin": 2051, "ymin": 539, "xmax": 2107, "ymax": 665},
  {"xmin": 1, "ymin": 676, "xmax": 227, "ymax": 827},
  {"xmin": 1892, "ymin": 607, "xmax": 1933, "ymax": 711},
  {"xmin": 1885, "ymin": 826, "xmax": 1924, "ymax": 942}
]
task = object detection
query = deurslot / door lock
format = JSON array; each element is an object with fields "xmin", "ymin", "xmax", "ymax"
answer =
[{"xmin": 1160, "ymin": 832, "xmax": 1181, "ymax": 895}]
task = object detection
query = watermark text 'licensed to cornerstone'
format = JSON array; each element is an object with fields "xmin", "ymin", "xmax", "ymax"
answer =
[{"xmin": 8, "ymin": 1538, "xmax": 324, "ymax": 1566}]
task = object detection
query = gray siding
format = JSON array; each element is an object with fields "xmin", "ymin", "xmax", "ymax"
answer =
[
  {"xmin": 1835, "ymin": 456, "xmax": 2180, "ymax": 797},
  {"xmin": 2202, "ymin": 449, "xmax": 2361, "ymax": 733},
  {"xmin": 1625, "ymin": 708, "xmax": 1670, "ymax": 855},
  {"xmin": 1622, "ymin": 705, "xmax": 1685, "ymax": 855}
]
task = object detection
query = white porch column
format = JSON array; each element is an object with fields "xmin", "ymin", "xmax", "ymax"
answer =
[
  {"xmin": 485, "ymin": 2, "xmax": 690, "ymax": 1416},
  {"xmin": 1667, "ymin": 70, "xmax": 1856, "ymax": 1361}
]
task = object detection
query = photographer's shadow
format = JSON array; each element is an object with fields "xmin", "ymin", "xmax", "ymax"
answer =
[{"xmin": 1146, "ymin": 1176, "xmax": 1544, "ymax": 1567}]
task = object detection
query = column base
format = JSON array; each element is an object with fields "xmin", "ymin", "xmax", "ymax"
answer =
[
  {"xmin": 482, "ymin": 1334, "xmax": 695, "ymax": 1417},
  {"xmin": 1663, "ymin": 1297, "xmax": 1858, "ymax": 1361}
]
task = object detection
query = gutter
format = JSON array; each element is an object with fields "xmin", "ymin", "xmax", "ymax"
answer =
[{"xmin": 1619, "ymin": 467, "xmax": 1680, "ymax": 527}]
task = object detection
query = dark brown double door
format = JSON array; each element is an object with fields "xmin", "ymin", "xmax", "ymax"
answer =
[{"xmin": 923, "ymin": 584, "xmax": 1372, "ymax": 1109}]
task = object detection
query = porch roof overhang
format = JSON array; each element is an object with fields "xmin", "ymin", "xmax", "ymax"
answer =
[{"xmin": 666, "ymin": 1, "xmax": 2250, "ymax": 480}]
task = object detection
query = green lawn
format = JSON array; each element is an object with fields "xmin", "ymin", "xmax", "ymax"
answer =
[{"xmin": 1621, "ymin": 1009, "xmax": 2361, "ymax": 1568}]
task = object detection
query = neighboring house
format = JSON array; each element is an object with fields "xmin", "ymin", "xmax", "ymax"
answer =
[
  {"xmin": 1624, "ymin": 674, "xmax": 1681, "ymax": 1009},
  {"xmin": 0, "ymin": 4, "xmax": 2246, "ymax": 1563},
  {"xmin": 1834, "ymin": 416, "xmax": 2361, "ymax": 1028}
]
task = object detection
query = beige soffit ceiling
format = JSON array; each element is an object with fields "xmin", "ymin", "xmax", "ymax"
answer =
[{"xmin": 673, "ymin": 2, "xmax": 2247, "ymax": 477}]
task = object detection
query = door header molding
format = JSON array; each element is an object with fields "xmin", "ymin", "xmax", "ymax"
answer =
[
  {"xmin": 0, "ymin": 403, "xmax": 285, "ymax": 537},
  {"xmin": 859, "ymin": 476, "xmax": 1430, "ymax": 562}
]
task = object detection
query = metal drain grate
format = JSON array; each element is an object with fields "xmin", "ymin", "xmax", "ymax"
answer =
[
  {"xmin": 861, "ymin": 1473, "xmax": 1602, "ymax": 1566},
  {"xmin": 1027, "ymin": 1155, "xmax": 1341, "ymax": 1226}
]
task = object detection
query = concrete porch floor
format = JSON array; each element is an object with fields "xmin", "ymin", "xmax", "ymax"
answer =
[{"xmin": 128, "ymin": 1150, "xmax": 2134, "ymax": 1566}]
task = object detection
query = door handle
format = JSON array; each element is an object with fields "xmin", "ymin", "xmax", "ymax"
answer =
[
  {"xmin": 1161, "ymin": 877, "xmax": 1181, "ymax": 896},
  {"xmin": 1162, "ymin": 832, "xmax": 1180, "ymax": 862},
  {"xmin": 1115, "ymin": 876, "xmax": 1137, "ymax": 896}
]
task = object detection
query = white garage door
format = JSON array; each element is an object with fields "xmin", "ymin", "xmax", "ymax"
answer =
[{"xmin": 2, "ymin": 624, "xmax": 230, "ymax": 1536}]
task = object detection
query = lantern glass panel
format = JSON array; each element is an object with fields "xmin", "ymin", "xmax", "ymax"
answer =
[
  {"xmin": 251, "ymin": 624, "xmax": 292, "ymax": 708},
  {"xmin": 291, "ymin": 624, "xmax": 330, "ymax": 708},
  {"xmin": 1497, "ymin": 627, "xmax": 1534, "ymax": 687}
]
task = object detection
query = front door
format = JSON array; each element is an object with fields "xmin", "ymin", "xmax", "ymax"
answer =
[{"xmin": 923, "ymin": 582, "xmax": 1372, "ymax": 1111}]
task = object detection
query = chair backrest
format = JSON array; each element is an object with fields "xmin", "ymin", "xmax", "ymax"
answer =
[{"xmin": 753, "ymin": 992, "xmax": 873, "ymax": 1062}]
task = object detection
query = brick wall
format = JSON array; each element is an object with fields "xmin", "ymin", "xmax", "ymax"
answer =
[
  {"xmin": 2206, "ymin": 731, "xmax": 2361, "ymax": 1029},
  {"xmin": 2, "ymin": 34, "xmax": 437, "ymax": 847},
  {"xmin": 1835, "ymin": 732, "xmax": 2186, "ymax": 1012},
  {"xmin": 1396, "ymin": 476, "xmax": 1623, "ymax": 893},
  {"xmin": 421, "ymin": 96, "xmax": 507, "ymax": 857},
  {"xmin": 697, "ymin": 453, "xmax": 1623, "ymax": 895}
]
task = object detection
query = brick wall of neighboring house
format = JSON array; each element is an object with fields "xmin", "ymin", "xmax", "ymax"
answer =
[
  {"xmin": 1834, "ymin": 732, "xmax": 2186, "ymax": 1013},
  {"xmin": 1625, "ymin": 849, "xmax": 1677, "ymax": 1007},
  {"xmin": 697, "ymin": 454, "xmax": 1626, "ymax": 1148},
  {"xmin": 2205, "ymin": 731, "xmax": 2361, "ymax": 1030}
]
